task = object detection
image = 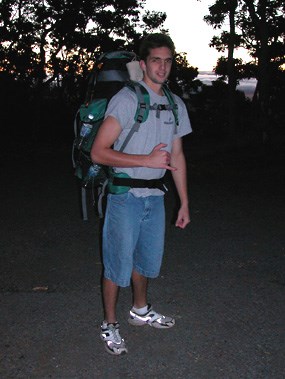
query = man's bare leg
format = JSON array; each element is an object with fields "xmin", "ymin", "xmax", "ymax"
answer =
[
  {"xmin": 131, "ymin": 270, "xmax": 148, "ymax": 308},
  {"xmin": 129, "ymin": 270, "xmax": 175, "ymax": 328},
  {"xmin": 102, "ymin": 278, "xmax": 119, "ymax": 323},
  {"xmin": 100, "ymin": 278, "xmax": 128, "ymax": 355}
]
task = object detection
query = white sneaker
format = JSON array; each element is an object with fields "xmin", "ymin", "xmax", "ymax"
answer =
[
  {"xmin": 128, "ymin": 304, "xmax": 175, "ymax": 329},
  {"xmin": 100, "ymin": 321, "xmax": 128, "ymax": 355}
]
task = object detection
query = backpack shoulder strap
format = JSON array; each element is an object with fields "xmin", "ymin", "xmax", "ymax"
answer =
[
  {"xmin": 162, "ymin": 84, "xmax": 179, "ymax": 131},
  {"xmin": 126, "ymin": 81, "xmax": 150, "ymax": 123},
  {"xmin": 119, "ymin": 81, "xmax": 150, "ymax": 152}
]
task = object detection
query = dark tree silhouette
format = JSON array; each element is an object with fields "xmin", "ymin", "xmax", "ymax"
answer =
[
  {"xmin": 0, "ymin": 0, "xmax": 167, "ymax": 90},
  {"xmin": 204, "ymin": 0, "xmax": 285, "ymax": 143}
]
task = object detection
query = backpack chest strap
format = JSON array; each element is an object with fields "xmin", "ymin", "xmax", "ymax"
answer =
[
  {"xmin": 150, "ymin": 103, "xmax": 178, "ymax": 120},
  {"xmin": 124, "ymin": 81, "xmax": 179, "ymax": 143}
]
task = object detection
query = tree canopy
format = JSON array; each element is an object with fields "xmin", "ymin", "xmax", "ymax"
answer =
[
  {"xmin": 0, "ymin": 0, "xmax": 167, "ymax": 87},
  {"xmin": 205, "ymin": 0, "xmax": 285, "ymax": 73}
]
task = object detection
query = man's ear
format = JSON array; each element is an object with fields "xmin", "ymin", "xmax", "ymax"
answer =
[{"xmin": 139, "ymin": 60, "xmax": 146, "ymax": 72}]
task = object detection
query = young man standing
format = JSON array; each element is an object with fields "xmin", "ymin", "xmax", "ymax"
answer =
[{"xmin": 91, "ymin": 33, "xmax": 192, "ymax": 355}]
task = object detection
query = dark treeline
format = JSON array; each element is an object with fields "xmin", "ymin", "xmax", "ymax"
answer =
[{"xmin": 0, "ymin": 0, "xmax": 284, "ymax": 152}]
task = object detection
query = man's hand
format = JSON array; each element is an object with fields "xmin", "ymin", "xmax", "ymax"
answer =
[
  {"xmin": 148, "ymin": 143, "xmax": 177, "ymax": 171},
  {"xmin": 175, "ymin": 205, "xmax": 190, "ymax": 229}
]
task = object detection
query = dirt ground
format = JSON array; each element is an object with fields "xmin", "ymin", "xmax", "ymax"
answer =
[{"xmin": 0, "ymin": 134, "xmax": 284, "ymax": 379}]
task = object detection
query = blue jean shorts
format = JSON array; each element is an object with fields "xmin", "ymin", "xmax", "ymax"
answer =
[{"xmin": 102, "ymin": 192, "xmax": 165, "ymax": 287}]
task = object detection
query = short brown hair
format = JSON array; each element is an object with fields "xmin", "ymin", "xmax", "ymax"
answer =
[{"xmin": 139, "ymin": 33, "xmax": 176, "ymax": 61}]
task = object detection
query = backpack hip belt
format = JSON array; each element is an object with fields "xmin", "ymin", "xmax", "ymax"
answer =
[{"xmin": 110, "ymin": 176, "xmax": 167, "ymax": 193}]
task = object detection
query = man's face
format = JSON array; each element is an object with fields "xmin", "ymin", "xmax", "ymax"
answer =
[{"xmin": 140, "ymin": 47, "xmax": 173, "ymax": 86}]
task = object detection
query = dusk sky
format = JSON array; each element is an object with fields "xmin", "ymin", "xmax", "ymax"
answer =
[{"xmin": 145, "ymin": 0, "xmax": 251, "ymax": 72}]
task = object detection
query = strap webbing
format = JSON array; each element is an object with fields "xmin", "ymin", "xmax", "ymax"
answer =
[
  {"xmin": 119, "ymin": 83, "xmax": 148, "ymax": 152},
  {"xmin": 119, "ymin": 119, "xmax": 141, "ymax": 152},
  {"xmin": 112, "ymin": 177, "xmax": 167, "ymax": 192},
  {"xmin": 81, "ymin": 187, "xmax": 88, "ymax": 221},
  {"xmin": 97, "ymin": 179, "xmax": 108, "ymax": 218},
  {"xmin": 162, "ymin": 85, "xmax": 179, "ymax": 133}
]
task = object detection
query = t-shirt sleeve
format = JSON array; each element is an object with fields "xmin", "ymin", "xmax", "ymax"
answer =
[{"xmin": 104, "ymin": 87, "xmax": 136, "ymax": 131}]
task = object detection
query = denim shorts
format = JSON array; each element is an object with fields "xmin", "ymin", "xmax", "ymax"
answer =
[{"xmin": 102, "ymin": 192, "xmax": 165, "ymax": 287}]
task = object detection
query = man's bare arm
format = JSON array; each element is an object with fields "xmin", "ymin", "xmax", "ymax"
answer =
[
  {"xmin": 91, "ymin": 115, "xmax": 177, "ymax": 171},
  {"xmin": 170, "ymin": 138, "xmax": 190, "ymax": 228}
]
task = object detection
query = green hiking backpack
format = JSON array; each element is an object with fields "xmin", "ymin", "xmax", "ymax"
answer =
[{"xmin": 72, "ymin": 50, "xmax": 179, "ymax": 220}]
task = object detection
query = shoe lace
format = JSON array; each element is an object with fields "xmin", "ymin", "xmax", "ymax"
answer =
[{"xmin": 108, "ymin": 323, "xmax": 122, "ymax": 344}]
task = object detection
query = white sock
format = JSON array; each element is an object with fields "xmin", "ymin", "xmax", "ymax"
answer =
[{"xmin": 132, "ymin": 304, "xmax": 148, "ymax": 315}]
